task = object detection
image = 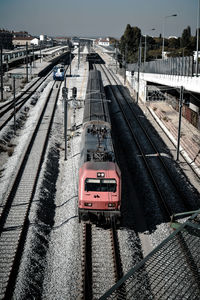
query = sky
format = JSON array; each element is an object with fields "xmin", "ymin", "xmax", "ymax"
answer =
[{"xmin": 0, "ymin": 0, "xmax": 198, "ymax": 38}]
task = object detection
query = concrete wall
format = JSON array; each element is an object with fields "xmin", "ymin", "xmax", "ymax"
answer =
[
  {"xmin": 139, "ymin": 72, "xmax": 200, "ymax": 94},
  {"xmin": 126, "ymin": 71, "xmax": 147, "ymax": 102},
  {"xmin": 126, "ymin": 70, "xmax": 200, "ymax": 127},
  {"xmin": 126, "ymin": 70, "xmax": 200, "ymax": 100}
]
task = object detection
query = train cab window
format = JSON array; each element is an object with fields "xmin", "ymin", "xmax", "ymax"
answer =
[
  {"xmin": 85, "ymin": 179, "xmax": 101, "ymax": 191},
  {"xmin": 85, "ymin": 178, "xmax": 116, "ymax": 192},
  {"xmin": 101, "ymin": 179, "xmax": 116, "ymax": 192}
]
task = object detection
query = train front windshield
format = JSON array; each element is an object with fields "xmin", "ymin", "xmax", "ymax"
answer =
[{"xmin": 85, "ymin": 178, "xmax": 116, "ymax": 192}]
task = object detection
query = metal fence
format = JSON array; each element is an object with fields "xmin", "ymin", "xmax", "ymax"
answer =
[
  {"xmin": 127, "ymin": 56, "xmax": 195, "ymax": 77},
  {"xmin": 100, "ymin": 213, "xmax": 200, "ymax": 300}
]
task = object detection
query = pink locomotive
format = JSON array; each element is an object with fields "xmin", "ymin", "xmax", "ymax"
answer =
[{"xmin": 78, "ymin": 70, "xmax": 121, "ymax": 224}]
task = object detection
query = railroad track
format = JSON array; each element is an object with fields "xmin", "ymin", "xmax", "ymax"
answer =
[
  {"xmin": 97, "ymin": 63, "xmax": 196, "ymax": 221},
  {"xmin": 0, "ymin": 79, "xmax": 63, "ymax": 299},
  {"xmin": 0, "ymin": 71, "xmax": 54, "ymax": 131},
  {"xmin": 81, "ymin": 221, "xmax": 125, "ymax": 300}
]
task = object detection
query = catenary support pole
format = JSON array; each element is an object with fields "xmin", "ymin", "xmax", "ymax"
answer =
[
  {"xmin": 32, "ymin": 44, "xmax": 35, "ymax": 68},
  {"xmin": 144, "ymin": 35, "xmax": 147, "ymax": 63},
  {"xmin": 136, "ymin": 38, "xmax": 141, "ymax": 103},
  {"xmin": 124, "ymin": 44, "xmax": 127, "ymax": 85},
  {"xmin": 26, "ymin": 42, "xmax": 28, "ymax": 83},
  {"xmin": 40, "ymin": 43, "xmax": 42, "ymax": 63},
  {"xmin": 70, "ymin": 47, "xmax": 72, "ymax": 76},
  {"xmin": 0, "ymin": 46, "xmax": 3, "ymax": 101},
  {"xmin": 176, "ymin": 86, "xmax": 184, "ymax": 161},
  {"xmin": 62, "ymin": 87, "xmax": 68, "ymax": 161},
  {"xmin": 115, "ymin": 46, "xmax": 117, "ymax": 74},
  {"xmin": 78, "ymin": 43, "xmax": 80, "ymax": 69},
  {"xmin": 196, "ymin": 0, "xmax": 200, "ymax": 76},
  {"xmin": 13, "ymin": 77, "xmax": 16, "ymax": 134},
  {"xmin": 64, "ymin": 99, "xmax": 68, "ymax": 160}
]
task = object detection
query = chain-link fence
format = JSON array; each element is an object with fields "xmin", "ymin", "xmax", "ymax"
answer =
[{"xmin": 100, "ymin": 213, "xmax": 200, "ymax": 300}]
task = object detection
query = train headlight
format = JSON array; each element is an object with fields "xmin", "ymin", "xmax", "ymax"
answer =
[
  {"xmin": 84, "ymin": 203, "xmax": 92, "ymax": 207},
  {"xmin": 108, "ymin": 203, "xmax": 115, "ymax": 208},
  {"xmin": 97, "ymin": 172, "xmax": 105, "ymax": 178}
]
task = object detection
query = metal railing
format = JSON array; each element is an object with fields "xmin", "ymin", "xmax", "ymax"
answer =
[{"xmin": 100, "ymin": 212, "xmax": 200, "ymax": 300}]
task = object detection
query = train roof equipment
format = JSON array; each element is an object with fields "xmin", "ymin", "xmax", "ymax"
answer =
[{"xmin": 83, "ymin": 69, "xmax": 110, "ymax": 125}]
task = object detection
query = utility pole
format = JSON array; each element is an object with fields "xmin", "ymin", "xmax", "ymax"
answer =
[
  {"xmin": 162, "ymin": 14, "xmax": 177, "ymax": 59},
  {"xmin": 115, "ymin": 44, "xmax": 118, "ymax": 74},
  {"xmin": 144, "ymin": 35, "xmax": 147, "ymax": 63},
  {"xmin": 176, "ymin": 86, "xmax": 184, "ymax": 161},
  {"xmin": 136, "ymin": 38, "xmax": 142, "ymax": 103},
  {"xmin": 124, "ymin": 44, "xmax": 127, "ymax": 85},
  {"xmin": 72, "ymin": 87, "xmax": 77, "ymax": 130},
  {"xmin": 40, "ymin": 43, "xmax": 42, "ymax": 63},
  {"xmin": 64, "ymin": 69, "xmax": 67, "ymax": 88},
  {"xmin": 32, "ymin": 44, "xmax": 35, "ymax": 68},
  {"xmin": 62, "ymin": 87, "xmax": 68, "ymax": 161},
  {"xmin": 13, "ymin": 76, "xmax": 16, "ymax": 134},
  {"xmin": 69, "ymin": 47, "xmax": 72, "ymax": 76},
  {"xmin": 78, "ymin": 43, "xmax": 80, "ymax": 69},
  {"xmin": 196, "ymin": 0, "xmax": 200, "ymax": 76},
  {"xmin": 0, "ymin": 46, "xmax": 3, "ymax": 101},
  {"xmin": 26, "ymin": 42, "xmax": 28, "ymax": 83}
]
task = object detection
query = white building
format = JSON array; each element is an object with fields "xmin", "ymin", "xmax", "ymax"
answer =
[
  {"xmin": 95, "ymin": 37, "xmax": 110, "ymax": 47},
  {"xmin": 193, "ymin": 51, "xmax": 200, "ymax": 61},
  {"xmin": 31, "ymin": 38, "xmax": 40, "ymax": 46},
  {"xmin": 40, "ymin": 35, "xmax": 47, "ymax": 42}
]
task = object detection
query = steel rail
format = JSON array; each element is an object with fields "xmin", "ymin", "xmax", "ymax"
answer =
[
  {"xmin": 0, "ymin": 78, "xmax": 62, "ymax": 299},
  {"xmin": 110, "ymin": 219, "xmax": 126, "ymax": 299},
  {"xmin": 82, "ymin": 223, "xmax": 93, "ymax": 300},
  {"xmin": 0, "ymin": 77, "xmax": 41, "ymax": 112},
  {"xmin": 0, "ymin": 71, "xmax": 53, "ymax": 131},
  {"xmin": 101, "ymin": 64, "xmax": 195, "ymax": 213},
  {"xmin": 98, "ymin": 63, "xmax": 173, "ymax": 219},
  {"xmin": 81, "ymin": 222, "xmax": 124, "ymax": 300}
]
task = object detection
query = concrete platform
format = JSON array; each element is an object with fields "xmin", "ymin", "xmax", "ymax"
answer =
[{"xmin": 148, "ymin": 101, "xmax": 200, "ymax": 178}]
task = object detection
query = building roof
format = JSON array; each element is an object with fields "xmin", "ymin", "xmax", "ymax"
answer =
[{"xmin": 13, "ymin": 36, "xmax": 33, "ymax": 41}]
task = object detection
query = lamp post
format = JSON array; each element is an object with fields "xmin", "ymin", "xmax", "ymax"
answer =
[
  {"xmin": 136, "ymin": 37, "xmax": 142, "ymax": 104},
  {"xmin": 162, "ymin": 14, "xmax": 177, "ymax": 59},
  {"xmin": 196, "ymin": 0, "xmax": 200, "ymax": 76},
  {"xmin": 144, "ymin": 28, "xmax": 155, "ymax": 63}
]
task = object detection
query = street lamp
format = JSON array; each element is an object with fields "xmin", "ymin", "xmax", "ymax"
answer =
[
  {"xmin": 144, "ymin": 28, "xmax": 155, "ymax": 63},
  {"xmin": 162, "ymin": 14, "xmax": 177, "ymax": 59}
]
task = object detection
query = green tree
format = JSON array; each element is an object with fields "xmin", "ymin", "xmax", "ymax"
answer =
[
  {"xmin": 181, "ymin": 26, "xmax": 191, "ymax": 48},
  {"xmin": 168, "ymin": 37, "xmax": 180, "ymax": 49},
  {"xmin": 119, "ymin": 25, "xmax": 141, "ymax": 63}
]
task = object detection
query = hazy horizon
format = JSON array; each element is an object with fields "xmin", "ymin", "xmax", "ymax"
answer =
[{"xmin": 0, "ymin": 0, "xmax": 198, "ymax": 39}]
